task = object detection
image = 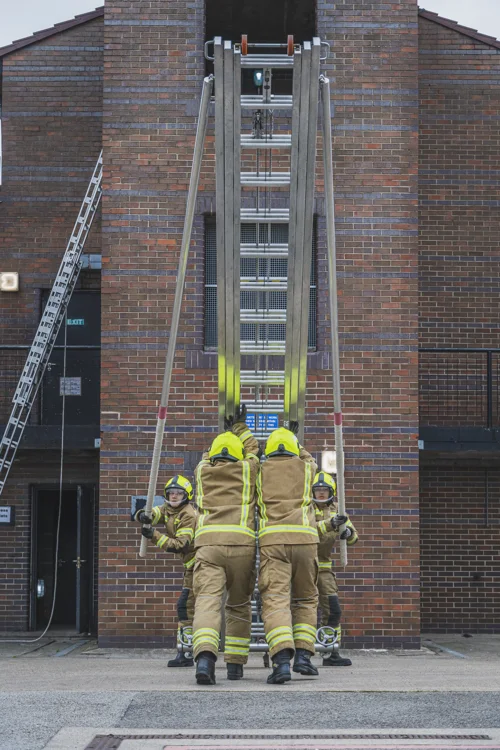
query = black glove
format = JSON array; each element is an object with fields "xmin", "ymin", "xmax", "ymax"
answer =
[
  {"xmin": 136, "ymin": 510, "xmax": 152, "ymax": 524},
  {"xmin": 340, "ymin": 527, "xmax": 352, "ymax": 540},
  {"xmin": 234, "ymin": 404, "xmax": 247, "ymax": 424},
  {"xmin": 141, "ymin": 526, "xmax": 154, "ymax": 540},
  {"xmin": 224, "ymin": 415, "xmax": 234, "ymax": 430},
  {"xmin": 289, "ymin": 420, "xmax": 299, "ymax": 436},
  {"xmin": 331, "ymin": 513, "xmax": 348, "ymax": 530}
]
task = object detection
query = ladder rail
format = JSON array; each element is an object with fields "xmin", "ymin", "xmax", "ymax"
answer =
[{"xmin": 320, "ymin": 74, "xmax": 348, "ymax": 567}]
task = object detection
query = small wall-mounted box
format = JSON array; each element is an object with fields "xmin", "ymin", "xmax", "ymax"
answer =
[
  {"xmin": 0, "ymin": 506, "xmax": 15, "ymax": 526},
  {"xmin": 0, "ymin": 272, "xmax": 19, "ymax": 292}
]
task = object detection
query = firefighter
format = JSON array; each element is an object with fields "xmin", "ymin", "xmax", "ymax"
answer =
[
  {"xmin": 191, "ymin": 404, "xmax": 259, "ymax": 685},
  {"xmin": 313, "ymin": 470, "xmax": 358, "ymax": 666},
  {"xmin": 257, "ymin": 422, "xmax": 319, "ymax": 684},
  {"xmin": 136, "ymin": 475, "xmax": 196, "ymax": 667}
]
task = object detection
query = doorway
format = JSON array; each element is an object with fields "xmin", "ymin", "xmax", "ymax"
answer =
[{"xmin": 30, "ymin": 485, "xmax": 96, "ymax": 633}]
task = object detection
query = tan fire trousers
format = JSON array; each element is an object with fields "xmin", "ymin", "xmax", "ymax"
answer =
[
  {"xmin": 192, "ymin": 545, "xmax": 256, "ymax": 664},
  {"xmin": 177, "ymin": 568, "xmax": 195, "ymax": 649},
  {"xmin": 259, "ymin": 544, "xmax": 319, "ymax": 658},
  {"xmin": 317, "ymin": 566, "xmax": 344, "ymax": 646}
]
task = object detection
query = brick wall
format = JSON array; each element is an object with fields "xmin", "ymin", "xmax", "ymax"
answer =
[
  {"xmin": 315, "ymin": 1, "xmax": 420, "ymax": 648},
  {"xmin": 99, "ymin": 0, "xmax": 207, "ymax": 647},
  {"xmin": 0, "ymin": 18, "xmax": 103, "ymax": 630},
  {"xmin": 0, "ymin": 18, "xmax": 103, "ymax": 345},
  {"xmin": 420, "ymin": 464, "xmax": 500, "ymax": 633},
  {"xmin": 98, "ymin": 0, "xmax": 420, "ymax": 649},
  {"xmin": 419, "ymin": 17, "xmax": 500, "ymax": 349},
  {"xmin": 418, "ymin": 17, "xmax": 500, "ymax": 631}
]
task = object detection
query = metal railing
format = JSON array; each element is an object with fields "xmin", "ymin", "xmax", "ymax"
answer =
[
  {"xmin": 0, "ymin": 345, "xmax": 100, "ymax": 425},
  {"xmin": 419, "ymin": 349, "xmax": 500, "ymax": 429}
]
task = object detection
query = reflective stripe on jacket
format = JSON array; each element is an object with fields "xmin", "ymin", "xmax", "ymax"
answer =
[
  {"xmin": 151, "ymin": 502, "xmax": 197, "ymax": 568},
  {"xmin": 315, "ymin": 502, "xmax": 358, "ymax": 563},
  {"xmin": 194, "ymin": 422, "xmax": 259, "ymax": 547},
  {"xmin": 257, "ymin": 447, "xmax": 318, "ymax": 546}
]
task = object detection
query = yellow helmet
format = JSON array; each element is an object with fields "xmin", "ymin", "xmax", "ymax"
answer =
[
  {"xmin": 164, "ymin": 474, "xmax": 193, "ymax": 504},
  {"xmin": 209, "ymin": 431, "xmax": 244, "ymax": 462},
  {"xmin": 312, "ymin": 471, "xmax": 336, "ymax": 503},
  {"xmin": 265, "ymin": 427, "xmax": 300, "ymax": 458}
]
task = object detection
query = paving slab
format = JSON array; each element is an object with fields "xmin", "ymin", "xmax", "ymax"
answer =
[{"xmin": 45, "ymin": 728, "xmax": 500, "ymax": 750}]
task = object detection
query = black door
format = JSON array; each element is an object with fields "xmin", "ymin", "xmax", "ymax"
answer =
[
  {"xmin": 76, "ymin": 485, "xmax": 95, "ymax": 634},
  {"xmin": 31, "ymin": 486, "xmax": 96, "ymax": 633}
]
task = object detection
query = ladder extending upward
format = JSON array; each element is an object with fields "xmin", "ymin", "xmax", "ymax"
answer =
[
  {"xmin": 213, "ymin": 37, "xmax": 322, "ymax": 442},
  {"xmin": 0, "ymin": 153, "xmax": 103, "ymax": 496}
]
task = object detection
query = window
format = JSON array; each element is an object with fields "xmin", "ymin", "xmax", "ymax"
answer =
[{"xmin": 204, "ymin": 217, "xmax": 317, "ymax": 350}]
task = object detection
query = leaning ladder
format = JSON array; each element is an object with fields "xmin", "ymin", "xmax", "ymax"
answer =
[
  {"xmin": 214, "ymin": 38, "xmax": 321, "ymax": 443},
  {"xmin": 0, "ymin": 153, "xmax": 103, "ymax": 496}
]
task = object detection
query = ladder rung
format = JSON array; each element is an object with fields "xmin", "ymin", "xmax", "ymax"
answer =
[
  {"xmin": 241, "ymin": 343, "xmax": 286, "ymax": 354},
  {"xmin": 240, "ymin": 312, "xmax": 287, "ymax": 324},
  {"xmin": 245, "ymin": 402, "xmax": 284, "ymax": 412},
  {"xmin": 241, "ymin": 95, "xmax": 293, "ymax": 110},
  {"xmin": 240, "ymin": 282, "xmax": 287, "ymax": 292},
  {"xmin": 240, "ymin": 55, "xmax": 294, "ymax": 69},
  {"xmin": 241, "ymin": 371, "xmax": 285, "ymax": 386},
  {"xmin": 241, "ymin": 172, "xmax": 291, "ymax": 187},
  {"xmin": 241, "ymin": 134, "xmax": 292, "ymax": 149},
  {"xmin": 240, "ymin": 244, "xmax": 289, "ymax": 258},
  {"xmin": 240, "ymin": 208, "xmax": 289, "ymax": 223}
]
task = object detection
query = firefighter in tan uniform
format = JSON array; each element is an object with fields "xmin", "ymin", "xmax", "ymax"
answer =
[
  {"xmin": 313, "ymin": 471, "xmax": 358, "ymax": 666},
  {"xmin": 192, "ymin": 405, "xmax": 259, "ymax": 685},
  {"xmin": 257, "ymin": 423, "xmax": 319, "ymax": 684},
  {"xmin": 136, "ymin": 475, "xmax": 196, "ymax": 667}
]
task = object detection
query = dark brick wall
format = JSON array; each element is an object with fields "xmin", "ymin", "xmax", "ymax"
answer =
[
  {"xmin": 420, "ymin": 464, "xmax": 500, "ymax": 633},
  {"xmin": 0, "ymin": 17, "xmax": 103, "ymax": 346},
  {"xmin": 418, "ymin": 17, "xmax": 500, "ymax": 631},
  {"xmin": 0, "ymin": 18, "xmax": 103, "ymax": 631},
  {"xmin": 418, "ymin": 17, "xmax": 500, "ymax": 348}
]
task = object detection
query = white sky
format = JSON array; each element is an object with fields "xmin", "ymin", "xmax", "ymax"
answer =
[{"xmin": 1, "ymin": 0, "xmax": 500, "ymax": 49}]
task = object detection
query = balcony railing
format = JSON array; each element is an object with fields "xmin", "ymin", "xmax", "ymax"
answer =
[{"xmin": 419, "ymin": 349, "xmax": 500, "ymax": 429}]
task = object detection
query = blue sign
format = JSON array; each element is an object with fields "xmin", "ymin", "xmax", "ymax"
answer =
[
  {"xmin": 266, "ymin": 414, "xmax": 279, "ymax": 430},
  {"xmin": 246, "ymin": 414, "xmax": 256, "ymax": 431}
]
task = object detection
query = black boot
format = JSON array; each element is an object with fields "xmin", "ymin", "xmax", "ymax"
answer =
[
  {"xmin": 323, "ymin": 649, "xmax": 352, "ymax": 667},
  {"xmin": 267, "ymin": 649, "xmax": 293, "ymax": 685},
  {"xmin": 293, "ymin": 648, "xmax": 319, "ymax": 676},
  {"xmin": 168, "ymin": 650, "xmax": 194, "ymax": 668},
  {"xmin": 227, "ymin": 663, "xmax": 243, "ymax": 680},
  {"xmin": 195, "ymin": 651, "xmax": 216, "ymax": 685}
]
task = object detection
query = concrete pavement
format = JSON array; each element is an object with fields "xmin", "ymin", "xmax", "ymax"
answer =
[{"xmin": 0, "ymin": 634, "xmax": 499, "ymax": 750}]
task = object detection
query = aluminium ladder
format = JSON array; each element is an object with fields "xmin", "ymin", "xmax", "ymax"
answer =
[
  {"xmin": 213, "ymin": 37, "xmax": 321, "ymax": 443},
  {"xmin": 211, "ymin": 38, "xmax": 340, "ymax": 657},
  {"xmin": 0, "ymin": 153, "xmax": 103, "ymax": 496}
]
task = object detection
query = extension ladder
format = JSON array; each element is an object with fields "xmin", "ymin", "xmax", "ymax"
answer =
[
  {"xmin": 0, "ymin": 153, "xmax": 103, "ymax": 496},
  {"xmin": 213, "ymin": 37, "xmax": 324, "ymax": 442}
]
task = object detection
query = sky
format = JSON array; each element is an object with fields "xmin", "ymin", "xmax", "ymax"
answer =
[{"xmin": 1, "ymin": 0, "xmax": 500, "ymax": 49}]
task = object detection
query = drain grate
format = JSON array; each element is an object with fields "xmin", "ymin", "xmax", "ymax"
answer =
[{"xmin": 85, "ymin": 733, "xmax": 492, "ymax": 749}]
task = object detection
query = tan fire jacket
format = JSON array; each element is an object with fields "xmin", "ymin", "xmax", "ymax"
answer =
[
  {"xmin": 315, "ymin": 501, "xmax": 358, "ymax": 571},
  {"xmin": 257, "ymin": 446, "xmax": 318, "ymax": 546},
  {"xmin": 149, "ymin": 502, "xmax": 197, "ymax": 570},
  {"xmin": 194, "ymin": 422, "xmax": 260, "ymax": 547}
]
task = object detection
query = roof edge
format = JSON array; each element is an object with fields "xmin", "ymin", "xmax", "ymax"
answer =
[
  {"xmin": 418, "ymin": 8, "xmax": 500, "ymax": 51},
  {"xmin": 0, "ymin": 6, "xmax": 104, "ymax": 58}
]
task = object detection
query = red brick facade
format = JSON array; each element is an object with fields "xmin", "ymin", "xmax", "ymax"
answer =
[
  {"xmin": 0, "ymin": 3, "xmax": 498, "ymax": 642},
  {"xmin": 0, "ymin": 14, "xmax": 103, "ymax": 632}
]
